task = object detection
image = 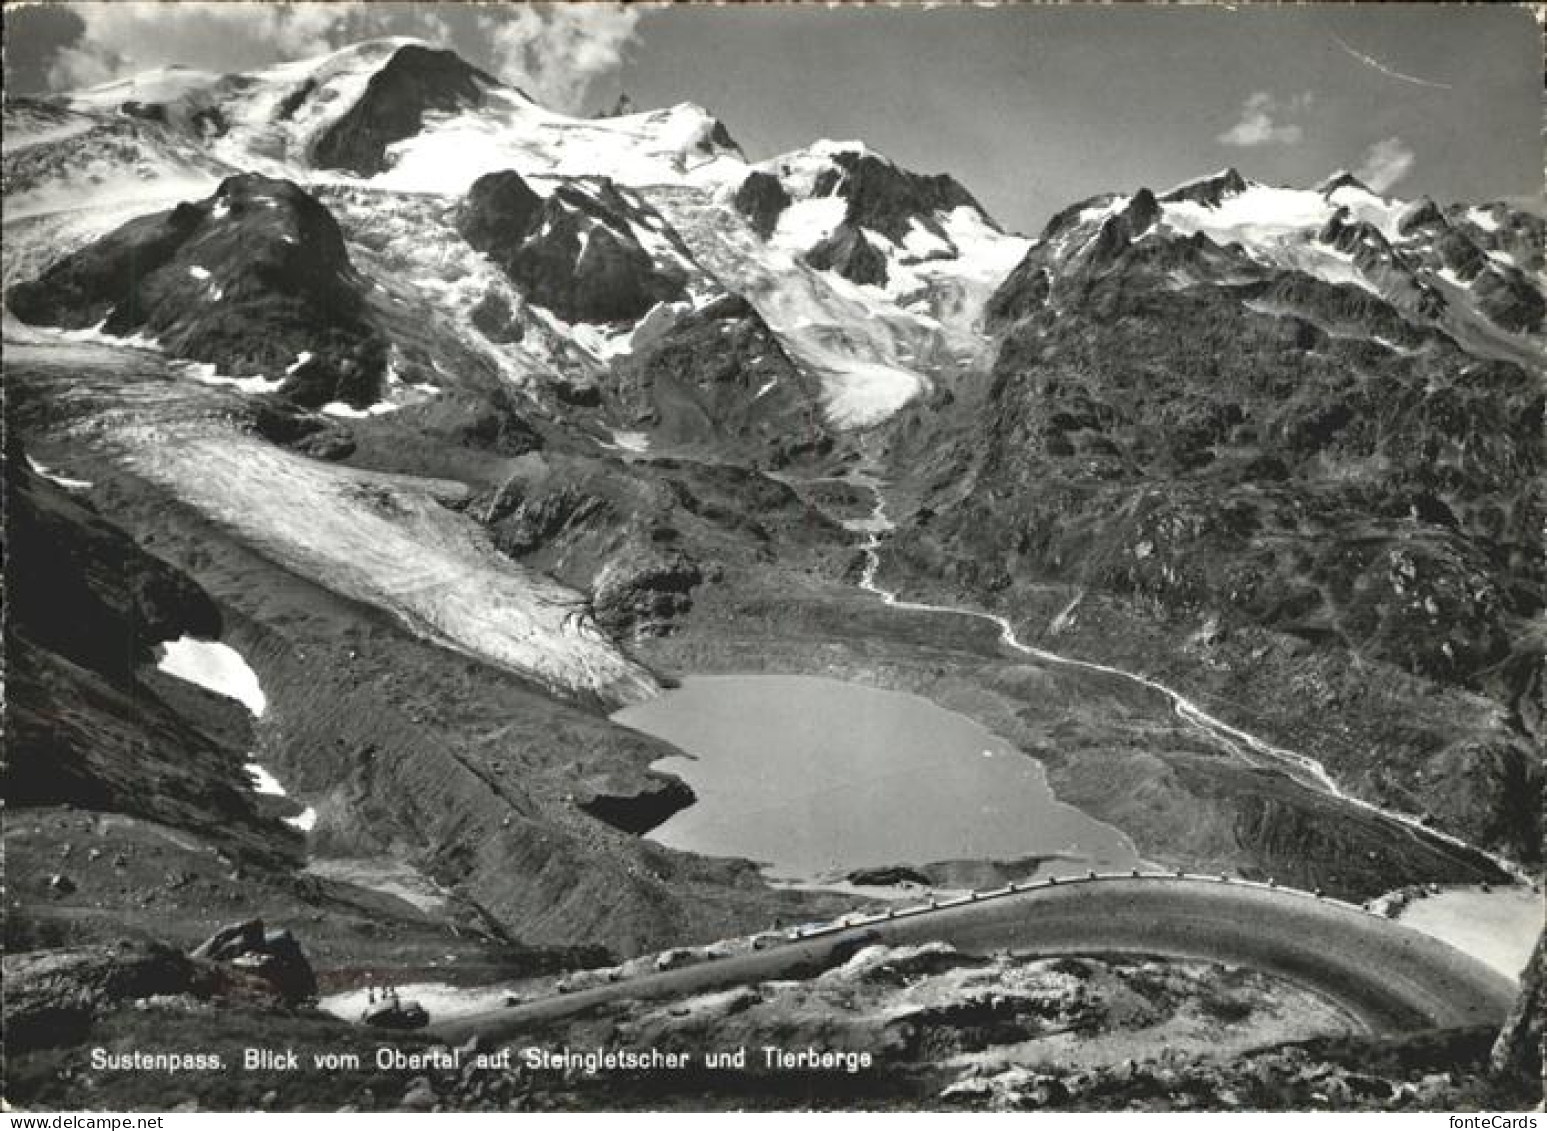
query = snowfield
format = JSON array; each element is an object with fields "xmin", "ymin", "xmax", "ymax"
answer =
[{"xmin": 157, "ymin": 636, "xmax": 268, "ymax": 716}]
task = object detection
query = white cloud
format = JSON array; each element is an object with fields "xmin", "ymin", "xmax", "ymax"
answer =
[
  {"xmin": 48, "ymin": 3, "xmax": 349, "ymax": 88},
  {"xmin": 1217, "ymin": 91, "xmax": 1313, "ymax": 148},
  {"xmin": 41, "ymin": 2, "xmax": 591, "ymax": 105},
  {"xmin": 479, "ymin": 4, "xmax": 639, "ymax": 112},
  {"xmin": 1354, "ymin": 137, "xmax": 1416, "ymax": 194}
]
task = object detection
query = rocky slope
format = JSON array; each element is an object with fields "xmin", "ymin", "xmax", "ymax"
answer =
[
  {"xmin": 883, "ymin": 168, "xmax": 1544, "ymax": 865},
  {"xmin": 7, "ymin": 173, "xmax": 388, "ymax": 408}
]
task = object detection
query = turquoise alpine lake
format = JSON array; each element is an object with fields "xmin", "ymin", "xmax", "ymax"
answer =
[{"xmin": 611, "ymin": 674, "xmax": 1137, "ymax": 881}]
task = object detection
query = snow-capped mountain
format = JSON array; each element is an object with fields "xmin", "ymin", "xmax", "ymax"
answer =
[
  {"xmin": 991, "ymin": 167, "xmax": 1544, "ymax": 368},
  {"xmin": 4, "ymin": 37, "xmax": 1542, "ymax": 710},
  {"xmin": 7, "ymin": 36, "xmax": 1544, "ymax": 1101},
  {"xmin": 9, "ymin": 39, "xmax": 1539, "ymax": 429}
]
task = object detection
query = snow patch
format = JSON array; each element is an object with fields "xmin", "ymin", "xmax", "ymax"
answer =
[
  {"xmin": 320, "ymin": 400, "xmax": 402, "ymax": 419},
  {"xmin": 156, "ymin": 637, "xmax": 267, "ymax": 716},
  {"xmin": 1466, "ymin": 208, "xmax": 1500, "ymax": 233},
  {"xmin": 606, "ymin": 430, "xmax": 651, "ymax": 453},
  {"xmin": 770, "ymin": 195, "xmax": 847, "ymax": 253},
  {"xmin": 180, "ymin": 361, "xmax": 285, "ymax": 394},
  {"xmin": 246, "ymin": 763, "xmax": 288, "ymax": 796}
]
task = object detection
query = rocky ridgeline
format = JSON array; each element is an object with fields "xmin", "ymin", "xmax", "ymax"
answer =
[{"xmin": 6, "ymin": 174, "xmax": 387, "ymax": 408}]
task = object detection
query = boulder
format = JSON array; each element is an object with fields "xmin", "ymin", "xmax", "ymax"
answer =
[{"xmin": 190, "ymin": 919, "xmax": 318, "ymax": 1003}]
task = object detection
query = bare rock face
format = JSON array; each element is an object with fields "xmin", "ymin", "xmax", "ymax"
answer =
[
  {"xmin": 609, "ymin": 292, "xmax": 829, "ymax": 466},
  {"xmin": 4, "ymin": 450, "xmax": 287, "ymax": 864},
  {"xmin": 311, "ymin": 44, "xmax": 497, "ymax": 176},
  {"xmin": 1491, "ymin": 928, "xmax": 1545, "ymax": 1092},
  {"xmin": 7, "ymin": 447, "xmax": 220, "ymax": 680},
  {"xmin": 6, "ymin": 174, "xmax": 387, "ymax": 408},
  {"xmin": 1160, "ymin": 167, "xmax": 1248, "ymax": 207},
  {"xmin": 805, "ymin": 224, "xmax": 889, "ymax": 287},
  {"xmin": 733, "ymin": 170, "xmax": 791, "ymax": 238},
  {"xmin": 457, "ymin": 170, "xmax": 689, "ymax": 324},
  {"xmin": 812, "ymin": 148, "xmax": 988, "ymax": 243},
  {"xmin": 891, "ymin": 179, "xmax": 1545, "ymax": 866},
  {"xmin": 593, "ymin": 546, "xmax": 705, "ymax": 638}
]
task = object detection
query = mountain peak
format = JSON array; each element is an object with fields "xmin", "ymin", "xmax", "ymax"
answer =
[
  {"xmin": 1316, "ymin": 170, "xmax": 1375, "ymax": 197},
  {"xmin": 1159, "ymin": 167, "xmax": 1249, "ymax": 207},
  {"xmin": 309, "ymin": 43, "xmax": 499, "ymax": 175}
]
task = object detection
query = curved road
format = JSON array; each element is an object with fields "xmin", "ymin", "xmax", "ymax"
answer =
[{"xmin": 432, "ymin": 874, "xmax": 1516, "ymax": 1044}]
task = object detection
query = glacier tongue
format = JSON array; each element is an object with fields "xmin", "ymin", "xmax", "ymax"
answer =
[
  {"xmin": 646, "ymin": 185, "xmax": 935, "ymax": 428},
  {"xmin": 127, "ymin": 424, "xmax": 657, "ymax": 705}
]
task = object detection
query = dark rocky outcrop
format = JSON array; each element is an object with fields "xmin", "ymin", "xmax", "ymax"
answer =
[
  {"xmin": 812, "ymin": 148, "xmax": 990, "ymax": 243},
  {"xmin": 1160, "ymin": 167, "xmax": 1248, "ymax": 207},
  {"xmin": 191, "ymin": 919, "xmax": 318, "ymax": 1003},
  {"xmin": 311, "ymin": 44, "xmax": 497, "ymax": 175},
  {"xmin": 1491, "ymin": 927, "xmax": 1545, "ymax": 1092},
  {"xmin": 1396, "ymin": 198, "xmax": 1447, "ymax": 238},
  {"xmin": 1317, "ymin": 171, "xmax": 1375, "ymax": 197},
  {"xmin": 7, "ymin": 447, "xmax": 219, "ymax": 680},
  {"xmin": 4, "ymin": 450, "xmax": 290, "ymax": 863},
  {"xmin": 457, "ymin": 170, "xmax": 689, "ymax": 323},
  {"xmin": 594, "ymin": 547, "xmax": 706, "ymax": 637},
  {"xmin": 394, "ymin": 387, "xmax": 542, "ymax": 458},
  {"xmin": 608, "ymin": 291, "xmax": 829, "ymax": 466},
  {"xmin": 7, "ymin": 174, "xmax": 387, "ymax": 408},
  {"xmin": 805, "ymin": 224, "xmax": 889, "ymax": 287},
  {"xmin": 575, "ymin": 774, "xmax": 696, "ymax": 836},
  {"xmin": 733, "ymin": 170, "xmax": 791, "ymax": 238},
  {"xmin": 468, "ymin": 289, "xmax": 526, "ymax": 343},
  {"xmin": 363, "ymin": 996, "xmax": 431, "ymax": 1030},
  {"xmin": 249, "ymin": 400, "xmax": 357, "ymax": 461},
  {"xmin": 1470, "ymin": 267, "xmax": 1545, "ymax": 335}
]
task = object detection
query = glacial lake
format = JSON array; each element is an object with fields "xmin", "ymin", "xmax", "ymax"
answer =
[{"xmin": 612, "ymin": 674, "xmax": 1137, "ymax": 882}]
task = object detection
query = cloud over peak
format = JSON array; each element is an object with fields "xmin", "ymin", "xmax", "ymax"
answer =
[
  {"xmin": 1354, "ymin": 136, "xmax": 1417, "ymax": 194},
  {"xmin": 1217, "ymin": 91, "xmax": 1313, "ymax": 148},
  {"xmin": 480, "ymin": 5, "xmax": 639, "ymax": 112},
  {"xmin": 42, "ymin": 2, "xmax": 636, "ymax": 114}
]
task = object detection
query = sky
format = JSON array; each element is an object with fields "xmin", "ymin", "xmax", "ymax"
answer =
[{"xmin": 4, "ymin": 2, "xmax": 1541, "ymax": 233}]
